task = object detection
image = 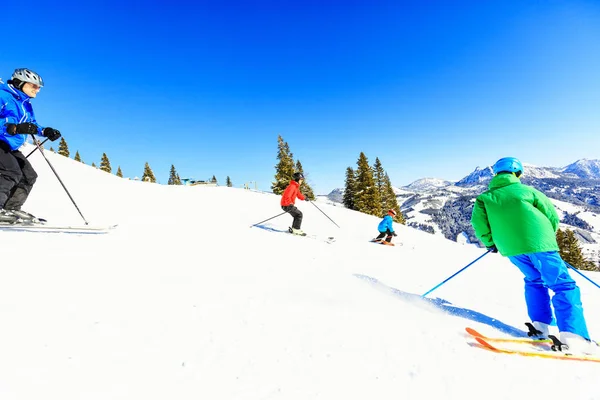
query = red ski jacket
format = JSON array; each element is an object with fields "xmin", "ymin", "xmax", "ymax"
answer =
[{"xmin": 280, "ymin": 180, "xmax": 306, "ymax": 206}]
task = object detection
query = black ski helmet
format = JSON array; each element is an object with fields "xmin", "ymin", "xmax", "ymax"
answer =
[{"xmin": 293, "ymin": 172, "xmax": 304, "ymax": 182}]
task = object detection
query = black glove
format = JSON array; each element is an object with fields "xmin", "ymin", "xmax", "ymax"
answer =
[
  {"xmin": 5, "ymin": 124, "xmax": 17, "ymax": 135},
  {"xmin": 487, "ymin": 245, "xmax": 498, "ymax": 253},
  {"xmin": 392, "ymin": 232, "xmax": 398, "ymax": 237},
  {"xmin": 11, "ymin": 122, "xmax": 38, "ymax": 135},
  {"xmin": 305, "ymin": 197, "xmax": 310, "ymax": 202},
  {"xmin": 42, "ymin": 127, "xmax": 61, "ymax": 141}
]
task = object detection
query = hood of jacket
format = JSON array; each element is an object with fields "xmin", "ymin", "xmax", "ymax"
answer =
[{"xmin": 0, "ymin": 82, "xmax": 31, "ymax": 102}]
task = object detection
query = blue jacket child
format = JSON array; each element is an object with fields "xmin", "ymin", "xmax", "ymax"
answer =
[{"xmin": 373, "ymin": 209, "xmax": 398, "ymax": 244}]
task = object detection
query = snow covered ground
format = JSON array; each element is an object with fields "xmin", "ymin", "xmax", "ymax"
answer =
[{"xmin": 1, "ymin": 144, "xmax": 599, "ymax": 400}]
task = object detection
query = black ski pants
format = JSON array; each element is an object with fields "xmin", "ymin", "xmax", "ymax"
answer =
[
  {"xmin": 0, "ymin": 141, "xmax": 37, "ymax": 210},
  {"xmin": 375, "ymin": 229, "xmax": 394, "ymax": 243},
  {"xmin": 282, "ymin": 204, "xmax": 303, "ymax": 229}
]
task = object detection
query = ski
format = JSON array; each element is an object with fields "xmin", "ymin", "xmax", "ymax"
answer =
[
  {"xmin": 370, "ymin": 239, "xmax": 400, "ymax": 246},
  {"xmin": 0, "ymin": 223, "xmax": 118, "ymax": 235},
  {"xmin": 287, "ymin": 226, "xmax": 334, "ymax": 243},
  {"xmin": 465, "ymin": 327, "xmax": 552, "ymax": 345},
  {"xmin": 286, "ymin": 228, "xmax": 335, "ymax": 243},
  {"xmin": 252, "ymin": 224, "xmax": 335, "ymax": 244},
  {"xmin": 471, "ymin": 335, "xmax": 600, "ymax": 363}
]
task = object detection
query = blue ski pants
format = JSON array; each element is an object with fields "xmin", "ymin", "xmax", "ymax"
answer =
[{"xmin": 508, "ymin": 251, "xmax": 589, "ymax": 339}]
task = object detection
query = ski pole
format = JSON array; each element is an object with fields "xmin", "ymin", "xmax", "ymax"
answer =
[
  {"xmin": 565, "ymin": 261, "xmax": 600, "ymax": 290},
  {"xmin": 421, "ymin": 249, "xmax": 492, "ymax": 297},
  {"xmin": 250, "ymin": 211, "xmax": 287, "ymax": 227},
  {"xmin": 25, "ymin": 138, "xmax": 49, "ymax": 158},
  {"xmin": 310, "ymin": 201, "xmax": 340, "ymax": 228},
  {"xmin": 30, "ymin": 134, "xmax": 89, "ymax": 225}
]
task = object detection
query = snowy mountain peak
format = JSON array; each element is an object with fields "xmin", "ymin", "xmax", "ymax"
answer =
[
  {"xmin": 454, "ymin": 166, "xmax": 493, "ymax": 187},
  {"xmin": 561, "ymin": 159, "xmax": 600, "ymax": 179},
  {"xmin": 404, "ymin": 177, "xmax": 453, "ymax": 192}
]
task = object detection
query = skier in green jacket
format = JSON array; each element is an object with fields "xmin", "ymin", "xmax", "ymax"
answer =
[{"xmin": 471, "ymin": 157, "xmax": 595, "ymax": 354}]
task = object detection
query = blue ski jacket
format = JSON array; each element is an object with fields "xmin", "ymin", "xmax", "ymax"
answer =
[
  {"xmin": 378, "ymin": 215, "xmax": 395, "ymax": 233},
  {"xmin": 0, "ymin": 82, "xmax": 43, "ymax": 151}
]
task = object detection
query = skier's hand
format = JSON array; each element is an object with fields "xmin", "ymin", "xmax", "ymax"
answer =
[
  {"xmin": 487, "ymin": 245, "xmax": 498, "ymax": 253},
  {"xmin": 305, "ymin": 197, "xmax": 310, "ymax": 202},
  {"xmin": 42, "ymin": 127, "xmax": 61, "ymax": 141},
  {"xmin": 16, "ymin": 122, "xmax": 38, "ymax": 135},
  {"xmin": 5, "ymin": 124, "xmax": 17, "ymax": 135}
]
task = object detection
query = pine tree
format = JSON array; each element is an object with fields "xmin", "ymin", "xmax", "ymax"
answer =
[
  {"xmin": 372, "ymin": 157, "xmax": 403, "ymax": 222},
  {"xmin": 91, "ymin": 162, "xmax": 97, "ymax": 168},
  {"xmin": 168, "ymin": 165, "xmax": 182, "ymax": 185},
  {"xmin": 226, "ymin": 176, "xmax": 232, "ymax": 187},
  {"xmin": 373, "ymin": 157, "xmax": 386, "ymax": 202},
  {"xmin": 382, "ymin": 173, "xmax": 405, "ymax": 224},
  {"xmin": 211, "ymin": 175, "xmax": 218, "ymax": 184},
  {"xmin": 354, "ymin": 152, "xmax": 381, "ymax": 216},
  {"xmin": 271, "ymin": 135, "xmax": 296, "ymax": 195},
  {"xmin": 557, "ymin": 229, "xmax": 596, "ymax": 271},
  {"xmin": 295, "ymin": 160, "xmax": 315, "ymax": 200},
  {"xmin": 57, "ymin": 137, "xmax": 70, "ymax": 157},
  {"xmin": 99, "ymin": 153, "xmax": 112, "ymax": 173},
  {"xmin": 343, "ymin": 167, "xmax": 356, "ymax": 210},
  {"xmin": 141, "ymin": 162, "xmax": 156, "ymax": 183},
  {"xmin": 74, "ymin": 151, "xmax": 83, "ymax": 163},
  {"xmin": 50, "ymin": 147, "xmax": 55, "ymax": 153},
  {"xmin": 116, "ymin": 166, "xmax": 123, "ymax": 178}
]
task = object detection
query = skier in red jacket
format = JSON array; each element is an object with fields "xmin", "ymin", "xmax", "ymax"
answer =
[{"xmin": 281, "ymin": 172, "xmax": 309, "ymax": 235}]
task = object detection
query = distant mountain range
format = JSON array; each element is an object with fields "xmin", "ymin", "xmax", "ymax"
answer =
[{"xmin": 325, "ymin": 159, "xmax": 600, "ymax": 267}]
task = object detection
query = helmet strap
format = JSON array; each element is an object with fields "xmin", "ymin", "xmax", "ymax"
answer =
[{"xmin": 8, "ymin": 78, "xmax": 25, "ymax": 91}]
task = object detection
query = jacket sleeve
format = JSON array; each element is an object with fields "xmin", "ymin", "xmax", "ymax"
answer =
[
  {"xmin": 387, "ymin": 216, "xmax": 394, "ymax": 232},
  {"xmin": 532, "ymin": 190, "xmax": 560, "ymax": 232},
  {"xmin": 0, "ymin": 92, "xmax": 43, "ymax": 135},
  {"xmin": 0, "ymin": 92, "xmax": 16, "ymax": 135},
  {"xmin": 25, "ymin": 104, "xmax": 43, "ymax": 135},
  {"xmin": 471, "ymin": 197, "xmax": 494, "ymax": 247},
  {"xmin": 297, "ymin": 192, "xmax": 306, "ymax": 201}
]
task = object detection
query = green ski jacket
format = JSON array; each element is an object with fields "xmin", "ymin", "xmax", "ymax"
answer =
[{"xmin": 470, "ymin": 173, "xmax": 560, "ymax": 257}]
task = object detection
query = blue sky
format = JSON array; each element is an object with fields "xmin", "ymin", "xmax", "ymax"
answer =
[{"xmin": 3, "ymin": 0, "xmax": 600, "ymax": 193}]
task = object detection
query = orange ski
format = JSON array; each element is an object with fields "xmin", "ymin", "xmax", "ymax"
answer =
[
  {"xmin": 473, "ymin": 335, "xmax": 600, "ymax": 363},
  {"xmin": 466, "ymin": 327, "xmax": 552, "ymax": 345}
]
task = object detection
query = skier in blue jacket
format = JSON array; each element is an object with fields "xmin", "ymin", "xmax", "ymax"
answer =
[
  {"xmin": 0, "ymin": 68, "xmax": 62, "ymax": 223},
  {"xmin": 372, "ymin": 209, "xmax": 398, "ymax": 245}
]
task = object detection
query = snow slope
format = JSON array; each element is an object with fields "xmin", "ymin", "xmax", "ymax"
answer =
[{"xmin": 0, "ymin": 144, "xmax": 599, "ymax": 400}]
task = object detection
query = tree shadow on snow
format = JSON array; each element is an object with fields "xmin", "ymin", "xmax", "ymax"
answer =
[{"xmin": 354, "ymin": 274, "xmax": 527, "ymax": 338}]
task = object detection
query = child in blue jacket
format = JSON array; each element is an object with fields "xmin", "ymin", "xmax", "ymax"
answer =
[{"xmin": 372, "ymin": 209, "xmax": 398, "ymax": 245}]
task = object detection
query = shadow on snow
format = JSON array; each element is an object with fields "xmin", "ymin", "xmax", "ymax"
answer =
[
  {"xmin": 354, "ymin": 274, "xmax": 527, "ymax": 338},
  {"xmin": 252, "ymin": 224, "xmax": 288, "ymax": 234}
]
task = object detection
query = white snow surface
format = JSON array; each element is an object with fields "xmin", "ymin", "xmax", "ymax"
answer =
[{"xmin": 1, "ymin": 144, "xmax": 600, "ymax": 400}]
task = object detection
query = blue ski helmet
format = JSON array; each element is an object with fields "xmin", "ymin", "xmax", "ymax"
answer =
[{"xmin": 492, "ymin": 157, "xmax": 523, "ymax": 175}]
